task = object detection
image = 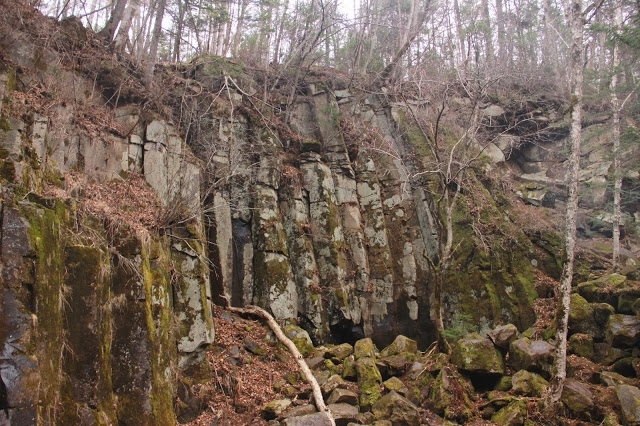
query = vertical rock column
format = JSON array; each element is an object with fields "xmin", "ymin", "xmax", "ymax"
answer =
[
  {"xmin": 301, "ymin": 154, "xmax": 359, "ymax": 328},
  {"xmin": 361, "ymin": 100, "xmax": 438, "ymax": 346},
  {"xmin": 354, "ymin": 155, "xmax": 395, "ymax": 342},
  {"xmin": 280, "ymin": 175, "xmax": 329, "ymax": 343},
  {"xmin": 252, "ymin": 153, "xmax": 297, "ymax": 321}
]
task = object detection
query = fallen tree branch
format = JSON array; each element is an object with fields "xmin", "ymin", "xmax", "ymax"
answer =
[{"xmin": 221, "ymin": 300, "xmax": 335, "ymax": 425}]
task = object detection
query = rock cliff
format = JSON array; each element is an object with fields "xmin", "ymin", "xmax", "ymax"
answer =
[{"xmin": 1, "ymin": 4, "xmax": 639, "ymax": 425}]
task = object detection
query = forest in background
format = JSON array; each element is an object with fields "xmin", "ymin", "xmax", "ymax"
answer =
[{"xmin": 33, "ymin": 0, "xmax": 639, "ymax": 94}]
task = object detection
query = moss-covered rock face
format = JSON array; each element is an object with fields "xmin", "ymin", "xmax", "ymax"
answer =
[{"xmin": 1, "ymin": 130, "xmax": 213, "ymax": 425}]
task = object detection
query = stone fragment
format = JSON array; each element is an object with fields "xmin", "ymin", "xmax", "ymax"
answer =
[
  {"xmin": 282, "ymin": 411, "xmax": 333, "ymax": 426},
  {"xmin": 371, "ymin": 391, "xmax": 420, "ymax": 426},
  {"xmin": 325, "ymin": 343, "xmax": 354, "ymax": 361},
  {"xmin": 487, "ymin": 324, "xmax": 519, "ymax": 350},
  {"xmin": 306, "ymin": 356, "xmax": 326, "ymax": 370},
  {"xmin": 354, "ymin": 338, "xmax": 377, "ymax": 359},
  {"xmin": 491, "ymin": 399, "xmax": 527, "ymax": 426},
  {"xmin": 284, "ymin": 325, "xmax": 314, "ymax": 357},
  {"xmin": 615, "ymin": 384, "xmax": 640, "ymax": 425},
  {"xmin": 244, "ymin": 338, "xmax": 267, "ymax": 356},
  {"xmin": 320, "ymin": 374, "xmax": 345, "ymax": 397},
  {"xmin": 262, "ymin": 398, "xmax": 292, "ymax": 420},
  {"xmin": 509, "ymin": 338, "xmax": 555, "ymax": 379},
  {"xmin": 327, "ymin": 388, "xmax": 358, "ymax": 405},
  {"xmin": 355, "ymin": 356, "xmax": 382, "ymax": 409},
  {"xmin": 560, "ymin": 379, "xmax": 594, "ymax": 417},
  {"xmin": 452, "ymin": 334, "xmax": 505, "ymax": 375},
  {"xmin": 607, "ymin": 314, "xmax": 640, "ymax": 348},
  {"xmin": 382, "ymin": 376, "xmax": 409, "ymax": 398},
  {"xmin": 327, "ymin": 403, "xmax": 359, "ymax": 426},
  {"xmin": 379, "ymin": 335, "xmax": 418, "ymax": 357},
  {"xmin": 511, "ymin": 370, "xmax": 548, "ymax": 397}
]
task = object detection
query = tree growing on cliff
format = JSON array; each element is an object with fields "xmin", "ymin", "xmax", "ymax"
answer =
[{"xmin": 544, "ymin": 0, "xmax": 590, "ymax": 409}]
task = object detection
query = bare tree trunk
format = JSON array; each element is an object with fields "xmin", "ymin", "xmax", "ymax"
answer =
[
  {"xmin": 495, "ymin": 0, "xmax": 505, "ymax": 63},
  {"xmin": 611, "ymin": 2, "xmax": 622, "ymax": 270},
  {"xmin": 453, "ymin": 0, "xmax": 467, "ymax": 69},
  {"xmin": 232, "ymin": 0, "xmax": 250, "ymax": 57},
  {"xmin": 481, "ymin": 0, "xmax": 494, "ymax": 63},
  {"xmin": 273, "ymin": 0, "xmax": 290, "ymax": 63},
  {"xmin": 143, "ymin": 0, "xmax": 166, "ymax": 86},
  {"xmin": 546, "ymin": 0, "xmax": 584, "ymax": 408},
  {"xmin": 173, "ymin": 0, "xmax": 186, "ymax": 61},
  {"xmin": 99, "ymin": 0, "xmax": 129, "ymax": 41},
  {"xmin": 114, "ymin": 0, "xmax": 138, "ymax": 51}
]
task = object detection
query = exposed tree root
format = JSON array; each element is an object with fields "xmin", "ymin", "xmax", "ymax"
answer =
[{"xmin": 222, "ymin": 300, "xmax": 336, "ymax": 425}]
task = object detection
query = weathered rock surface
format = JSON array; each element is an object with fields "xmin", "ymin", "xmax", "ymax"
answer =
[
  {"xmin": 491, "ymin": 399, "xmax": 527, "ymax": 426},
  {"xmin": 282, "ymin": 412, "xmax": 334, "ymax": 426},
  {"xmin": 615, "ymin": 384, "xmax": 640, "ymax": 425},
  {"xmin": 607, "ymin": 314, "xmax": 640, "ymax": 348},
  {"xmin": 561, "ymin": 379, "xmax": 594, "ymax": 417},
  {"xmin": 487, "ymin": 324, "xmax": 519, "ymax": 350},
  {"xmin": 371, "ymin": 391, "xmax": 420, "ymax": 426},
  {"xmin": 355, "ymin": 356, "xmax": 383, "ymax": 409},
  {"xmin": 451, "ymin": 334, "xmax": 505, "ymax": 375},
  {"xmin": 511, "ymin": 370, "xmax": 548, "ymax": 397},
  {"xmin": 328, "ymin": 403, "xmax": 359, "ymax": 426},
  {"xmin": 509, "ymin": 338, "xmax": 555, "ymax": 379}
]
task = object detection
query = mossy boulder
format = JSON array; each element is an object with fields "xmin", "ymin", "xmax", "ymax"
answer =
[
  {"xmin": 371, "ymin": 391, "xmax": 420, "ymax": 426},
  {"xmin": 284, "ymin": 324, "xmax": 315, "ymax": 357},
  {"xmin": 491, "ymin": 399, "xmax": 527, "ymax": 426},
  {"xmin": 354, "ymin": 337, "xmax": 378, "ymax": 359},
  {"xmin": 320, "ymin": 374, "xmax": 345, "ymax": 398},
  {"xmin": 355, "ymin": 356, "xmax": 383, "ymax": 409},
  {"xmin": 509, "ymin": 338, "xmax": 554, "ymax": 379},
  {"xmin": 327, "ymin": 388, "xmax": 358, "ymax": 405},
  {"xmin": 487, "ymin": 324, "xmax": 519, "ymax": 350},
  {"xmin": 262, "ymin": 398, "xmax": 293, "ymax": 420},
  {"xmin": 382, "ymin": 376, "xmax": 409, "ymax": 398},
  {"xmin": 342, "ymin": 355, "xmax": 356, "ymax": 380},
  {"xmin": 569, "ymin": 293, "xmax": 604, "ymax": 339},
  {"xmin": 379, "ymin": 335, "xmax": 418, "ymax": 358},
  {"xmin": 327, "ymin": 402, "xmax": 359, "ymax": 425},
  {"xmin": 577, "ymin": 273, "xmax": 629, "ymax": 306},
  {"xmin": 451, "ymin": 334, "xmax": 505, "ymax": 375},
  {"xmin": 615, "ymin": 384, "xmax": 640, "ymax": 425},
  {"xmin": 561, "ymin": 379, "xmax": 594, "ymax": 418},
  {"xmin": 607, "ymin": 314, "xmax": 640, "ymax": 348},
  {"xmin": 428, "ymin": 367, "xmax": 474, "ymax": 422},
  {"xmin": 568, "ymin": 333, "xmax": 595, "ymax": 360},
  {"xmin": 511, "ymin": 370, "xmax": 548, "ymax": 397},
  {"xmin": 325, "ymin": 343, "xmax": 353, "ymax": 361}
]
